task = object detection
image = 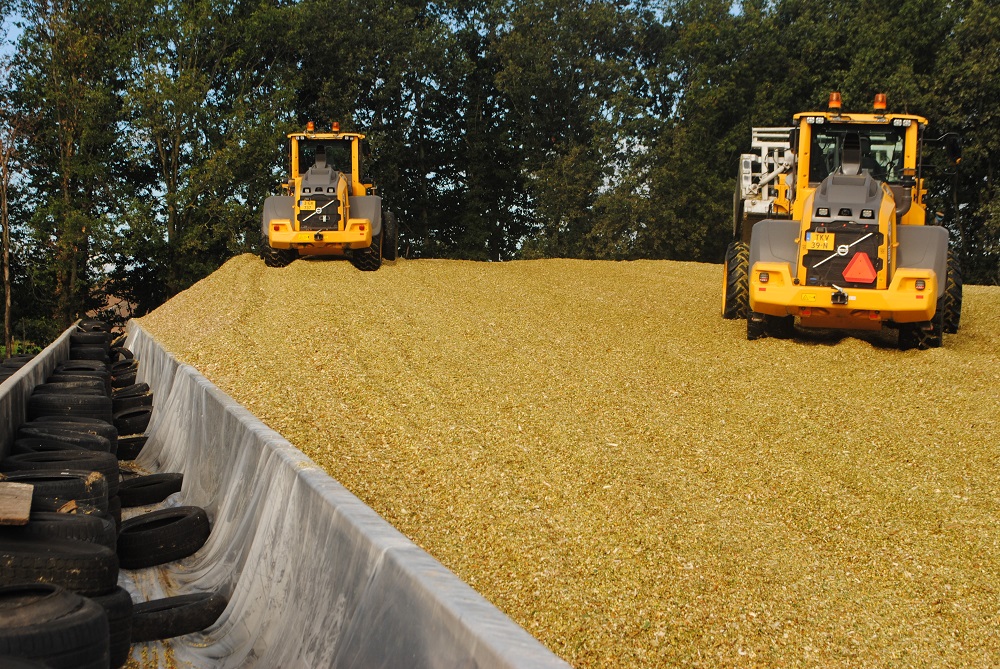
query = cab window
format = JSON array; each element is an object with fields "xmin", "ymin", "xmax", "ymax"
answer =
[{"xmin": 809, "ymin": 124, "xmax": 906, "ymax": 184}]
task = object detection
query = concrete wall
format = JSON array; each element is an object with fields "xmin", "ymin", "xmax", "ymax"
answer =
[{"xmin": 0, "ymin": 328, "xmax": 73, "ymax": 460}]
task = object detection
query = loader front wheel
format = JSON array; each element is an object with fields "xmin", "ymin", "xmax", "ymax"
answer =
[
  {"xmin": 722, "ymin": 241, "xmax": 750, "ymax": 319},
  {"xmin": 260, "ymin": 235, "xmax": 297, "ymax": 268}
]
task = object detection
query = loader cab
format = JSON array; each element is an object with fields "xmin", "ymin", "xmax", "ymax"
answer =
[
  {"xmin": 287, "ymin": 126, "xmax": 372, "ymax": 198},
  {"xmin": 792, "ymin": 99, "xmax": 928, "ymax": 226},
  {"xmin": 297, "ymin": 140, "xmax": 352, "ymax": 176},
  {"xmin": 807, "ymin": 124, "xmax": 906, "ymax": 185}
]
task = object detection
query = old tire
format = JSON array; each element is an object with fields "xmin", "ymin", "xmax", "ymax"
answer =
[
  {"xmin": 722, "ymin": 241, "xmax": 750, "ymax": 319},
  {"xmin": 12, "ymin": 437, "xmax": 92, "ymax": 456},
  {"xmin": 116, "ymin": 435, "xmax": 148, "ymax": 461},
  {"xmin": 2, "ymin": 451, "xmax": 120, "ymax": 498},
  {"xmin": 23, "ymin": 418, "xmax": 118, "ymax": 454},
  {"xmin": 89, "ymin": 586, "xmax": 134, "ymax": 668},
  {"xmin": 0, "ymin": 537, "xmax": 119, "ymax": 596},
  {"xmin": 113, "ymin": 407, "xmax": 152, "ymax": 435},
  {"xmin": 32, "ymin": 380, "xmax": 107, "ymax": 396},
  {"xmin": 1, "ymin": 470, "xmax": 109, "ymax": 513},
  {"xmin": 118, "ymin": 473, "xmax": 183, "ymax": 508},
  {"xmin": 27, "ymin": 393, "xmax": 113, "ymax": 424},
  {"xmin": 0, "ymin": 583, "xmax": 110, "ymax": 669},
  {"xmin": 0, "ymin": 511, "xmax": 117, "ymax": 551},
  {"xmin": 131, "ymin": 592, "xmax": 227, "ymax": 642},
  {"xmin": 117, "ymin": 506, "xmax": 210, "ymax": 569},
  {"xmin": 113, "ymin": 392, "xmax": 153, "ymax": 414}
]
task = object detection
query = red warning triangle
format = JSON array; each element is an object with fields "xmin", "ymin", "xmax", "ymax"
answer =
[{"xmin": 843, "ymin": 252, "xmax": 877, "ymax": 284}]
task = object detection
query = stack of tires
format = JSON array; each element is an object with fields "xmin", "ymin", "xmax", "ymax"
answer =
[{"xmin": 0, "ymin": 320, "xmax": 225, "ymax": 667}]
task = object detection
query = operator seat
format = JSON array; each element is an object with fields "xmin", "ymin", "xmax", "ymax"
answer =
[
  {"xmin": 302, "ymin": 147, "xmax": 335, "ymax": 193},
  {"xmin": 840, "ymin": 133, "xmax": 862, "ymax": 176}
]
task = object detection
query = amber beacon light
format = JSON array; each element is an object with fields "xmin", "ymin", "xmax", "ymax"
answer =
[
  {"xmin": 874, "ymin": 93, "xmax": 887, "ymax": 111},
  {"xmin": 828, "ymin": 91, "xmax": 842, "ymax": 110}
]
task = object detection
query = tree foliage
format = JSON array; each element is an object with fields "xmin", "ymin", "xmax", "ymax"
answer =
[{"xmin": 1, "ymin": 0, "xmax": 997, "ymax": 341}]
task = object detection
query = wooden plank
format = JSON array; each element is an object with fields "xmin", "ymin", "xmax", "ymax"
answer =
[{"xmin": 0, "ymin": 482, "xmax": 33, "ymax": 525}]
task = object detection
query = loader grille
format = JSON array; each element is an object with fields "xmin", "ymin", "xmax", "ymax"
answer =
[
  {"xmin": 297, "ymin": 195, "xmax": 341, "ymax": 231},
  {"xmin": 803, "ymin": 222, "xmax": 884, "ymax": 289}
]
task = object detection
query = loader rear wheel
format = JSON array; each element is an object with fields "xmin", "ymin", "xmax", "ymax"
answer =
[
  {"xmin": 943, "ymin": 249, "xmax": 962, "ymax": 334},
  {"xmin": 259, "ymin": 234, "xmax": 297, "ymax": 268},
  {"xmin": 352, "ymin": 230, "xmax": 383, "ymax": 271},
  {"xmin": 722, "ymin": 241, "xmax": 750, "ymax": 319}
]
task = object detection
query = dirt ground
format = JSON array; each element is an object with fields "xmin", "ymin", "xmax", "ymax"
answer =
[{"xmin": 139, "ymin": 254, "xmax": 1000, "ymax": 668}]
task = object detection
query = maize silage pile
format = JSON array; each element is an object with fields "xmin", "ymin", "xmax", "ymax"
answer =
[{"xmin": 139, "ymin": 255, "xmax": 1000, "ymax": 668}]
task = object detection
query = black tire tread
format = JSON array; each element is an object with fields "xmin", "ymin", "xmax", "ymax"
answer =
[
  {"xmin": 260, "ymin": 234, "xmax": 297, "ymax": 268},
  {"xmin": 117, "ymin": 506, "xmax": 210, "ymax": 569},
  {"xmin": 118, "ymin": 473, "xmax": 183, "ymax": 508},
  {"xmin": 722, "ymin": 241, "xmax": 750, "ymax": 319},
  {"xmin": 0, "ymin": 538, "xmax": 119, "ymax": 596},
  {"xmin": 131, "ymin": 592, "xmax": 227, "ymax": 642}
]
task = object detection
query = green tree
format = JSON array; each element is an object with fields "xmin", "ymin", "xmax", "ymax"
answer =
[
  {"xmin": 932, "ymin": 0, "xmax": 1000, "ymax": 284},
  {"xmin": 13, "ymin": 0, "xmax": 127, "ymax": 327},
  {"xmin": 113, "ymin": 0, "xmax": 296, "ymax": 312}
]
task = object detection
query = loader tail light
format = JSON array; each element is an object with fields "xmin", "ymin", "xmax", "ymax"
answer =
[
  {"xmin": 759, "ymin": 272, "xmax": 769, "ymax": 284},
  {"xmin": 915, "ymin": 279, "xmax": 926, "ymax": 291}
]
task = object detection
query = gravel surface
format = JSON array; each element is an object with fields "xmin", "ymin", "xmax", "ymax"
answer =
[{"xmin": 139, "ymin": 254, "xmax": 1000, "ymax": 668}]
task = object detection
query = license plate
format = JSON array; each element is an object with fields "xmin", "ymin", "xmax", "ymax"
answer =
[
  {"xmin": 299, "ymin": 200, "xmax": 316, "ymax": 211},
  {"xmin": 805, "ymin": 232, "xmax": 834, "ymax": 251}
]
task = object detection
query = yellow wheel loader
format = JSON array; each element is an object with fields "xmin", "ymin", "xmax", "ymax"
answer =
[
  {"xmin": 260, "ymin": 122, "xmax": 398, "ymax": 270},
  {"xmin": 722, "ymin": 93, "xmax": 963, "ymax": 349}
]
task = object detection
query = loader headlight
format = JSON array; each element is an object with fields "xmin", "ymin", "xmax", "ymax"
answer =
[
  {"xmin": 816, "ymin": 207, "xmax": 830, "ymax": 217},
  {"xmin": 892, "ymin": 119, "xmax": 912, "ymax": 127},
  {"xmin": 861, "ymin": 209, "xmax": 874, "ymax": 219}
]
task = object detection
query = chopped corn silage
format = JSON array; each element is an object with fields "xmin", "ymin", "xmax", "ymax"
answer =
[{"xmin": 139, "ymin": 255, "xmax": 1000, "ymax": 668}]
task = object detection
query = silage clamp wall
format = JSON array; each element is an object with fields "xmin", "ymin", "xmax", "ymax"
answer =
[{"xmin": 124, "ymin": 321, "xmax": 569, "ymax": 668}]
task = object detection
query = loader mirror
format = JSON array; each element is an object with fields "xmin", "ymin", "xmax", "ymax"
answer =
[{"xmin": 788, "ymin": 128, "xmax": 800, "ymax": 152}]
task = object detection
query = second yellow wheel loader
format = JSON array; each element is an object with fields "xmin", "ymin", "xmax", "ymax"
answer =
[{"xmin": 722, "ymin": 93, "xmax": 963, "ymax": 350}]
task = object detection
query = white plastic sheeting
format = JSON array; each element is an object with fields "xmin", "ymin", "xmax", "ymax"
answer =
[{"xmin": 124, "ymin": 321, "xmax": 570, "ymax": 668}]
